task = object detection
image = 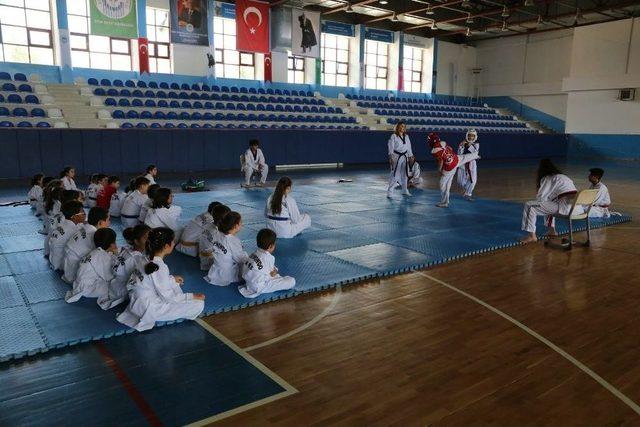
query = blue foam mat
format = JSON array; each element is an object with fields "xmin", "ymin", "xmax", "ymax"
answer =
[{"xmin": 0, "ymin": 183, "xmax": 631, "ymax": 362}]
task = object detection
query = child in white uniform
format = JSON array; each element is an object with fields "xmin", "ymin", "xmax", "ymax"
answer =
[
  {"xmin": 117, "ymin": 227, "xmax": 205, "ymax": 332},
  {"xmin": 265, "ymin": 177, "xmax": 311, "ymax": 239},
  {"xmin": 62, "ymin": 207, "xmax": 110, "ymax": 284},
  {"xmin": 138, "ymin": 184, "xmax": 160, "ymax": 224},
  {"xmin": 120, "ymin": 176, "xmax": 150, "ymax": 227},
  {"xmin": 144, "ymin": 187, "xmax": 183, "ymax": 240},
  {"xmin": 48, "ymin": 201, "xmax": 85, "ymax": 271},
  {"xmin": 239, "ymin": 229, "xmax": 296, "ymax": 298},
  {"xmin": 176, "ymin": 201, "xmax": 221, "ymax": 257},
  {"xmin": 36, "ymin": 177, "xmax": 55, "ymax": 217},
  {"xmin": 198, "ymin": 204, "xmax": 231, "ymax": 271},
  {"xmin": 28, "ymin": 173, "xmax": 43, "ymax": 211},
  {"xmin": 520, "ymin": 159, "xmax": 582, "ymax": 244},
  {"xmin": 98, "ymin": 224, "xmax": 150, "ymax": 310},
  {"xmin": 387, "ymin": 122, "xmax": 413, "ymax": 198},
  {"xmin": 587, "ymin": 168, "xmax": 616, "ymax": 218},
  {"xmin": 407, "ymin": 156, "xmax": 422, "ymax": 188},
  {"xmin": 456, "ymin": 129, "xmax": 480, "ymax": 201},
  {"xmin": 241, "ymin": 139, "xmax": 269, "ymax": 188},
  {"xmin": 44, "ymin": 189, "xmax": 81, "ymax": 256},
  {"xmin": 65, "ymin": 228, "xmax": 118, "ymax": 303},
  {"xmin": 144, "ymin": 164, "xmax": 158, "ymax": 185},
  {"xmin": 60, "ymin": 166, "xmax": 79, "ymax": 191},
  {"xmin": 204, "ymin": 211, "xmax": 248, "ymax": 286}
]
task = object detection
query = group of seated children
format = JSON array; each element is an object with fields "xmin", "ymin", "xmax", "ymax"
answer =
[
  {"xmin": 519, "ymin": 161, "xmax": 616, "ymax": 243},
  {"xmin": 29, "ymin": 166, "xmax": 310, "ymax": 332}
]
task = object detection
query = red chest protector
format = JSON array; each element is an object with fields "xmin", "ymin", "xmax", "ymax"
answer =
[{"xmin": 432, "ymin": 144, "xmax": 459, "ymax": 171}]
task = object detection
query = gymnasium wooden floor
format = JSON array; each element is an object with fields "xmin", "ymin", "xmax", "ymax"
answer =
[{"xmin": 202, "ymin": 161, "xmax": 640, "ymax": 426}]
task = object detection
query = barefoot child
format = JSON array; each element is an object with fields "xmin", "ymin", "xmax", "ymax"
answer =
[
  {"xmin": 120, "ymin": 176, "xmax": 150, "ymax": 227},
  {"xmin": 28, "ymin": 173, "xmax": 44, "ymax": 211},
  {"xmin": 456, "ymin": 129, "xmax": 480, "ymax": 201},
  {"xmin": 241, "ymin": 139, "xmax": 269, "ymax": 188},
  {"xmin": 198, "ymin": 204, "xmax": 231, "ymax": 270},
  {"xmin": 587, "ymin": 168, "xmax": 616, "ymax": 218},
  {"xmin": 48, "ymin": 201, "xmax": 86, "ymax": 271},
  {"xmin": 144, "ymin": 187, "xmax": 183, "ymax": 240},
  {"xmin": 204, "ymin": 211, "xmax": 248, "ymax": 286},
  {"xmin": 265, "ymin": 177, "xmax": 311, "ymax": 238},
  {"xmin": 62, "ymin": 207, "xmax": 110, "ymax": 284},
  {"xmin": 176, "ymin": 201, "xmax": 221, "ymax": 257}
]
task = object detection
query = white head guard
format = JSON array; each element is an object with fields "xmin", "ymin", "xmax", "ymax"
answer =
[{"xmin": 465, "ymin": 129, "xmax": 478, "ymax": 143}]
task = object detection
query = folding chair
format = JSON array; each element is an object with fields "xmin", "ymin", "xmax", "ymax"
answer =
[
  {"xmin": 544, "ymin": 189, "xmax": 600, "ymax": 250},
  {"xmin": 240, "ymin": 154, "xmax": 261, "ymax": 188}
]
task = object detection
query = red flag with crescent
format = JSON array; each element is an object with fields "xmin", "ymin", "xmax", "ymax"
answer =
[
  {"xmin": 236, "ymin": 0, "xmax": 270, "ymax": 53},
  {"xmin": 264, "ymin": 52, "xmax": 272, "ymax": 82},
  {"xmin": 138, "ymin": 37, "xmax": 150, "ymax": 74}
]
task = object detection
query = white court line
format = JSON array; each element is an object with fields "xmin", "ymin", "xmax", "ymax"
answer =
[
  {"xmin": 415, "ymin": 271, "xmax": 640, "ymax": 416},
  {"xmin": 244, "ymin": 285, "xmax": 343, "ymax": 352},
  {"xmin": 186, "ymin": 319, "xmax": 298, "ymax": 426}
]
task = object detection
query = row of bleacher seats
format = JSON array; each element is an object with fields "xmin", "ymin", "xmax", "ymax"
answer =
[
  {"xmin": 375, "ymin": 109, "xmax": 513, "ymax": 121},
  {"xmin": 0, "ymin": 94, "xmax": 40, "ymax": 104},
  {"xmin": 93, "ymin": 88, "xmax": 325, "ymax": 105},
  {"xmin": 346, "ymin": 93, "xmax": 483, "ymax": 107},
  {"xmin": 103, "ymin": 98, "xmax": 340, "ymax": 114},
  {"xmin": 87, "ymin": 78, "xmax": 314, "ymax": 97},
  {"xmin": 1, "ymin": 82, "xmax": 33, "ymax": 93},
  {"xmin": 0, "ymin": 120, "xmax": 52, "ymax": 128},
  {"xmin": 409, "ymin": 125, "xmax": 535, "ymax": 134},
  {"xmin": 117, "ymin": 121, "xmax": 366, "ymax": 130},
  {"xmin": 0, "ymin": 72, "xmax": 29, "ymax": 82},
  {"xmin": 111, "ymin": 110, "xmax": 357, "ymax": 123},
  {"xmin": 358, "ymin": 101, "xmax": 490, "ymax": 114},
  {"xmin": 390, "ymin": 117, "xmax": 527, "ymax": 128},
  {"xmin": 0, "ymin": 107, "xmax": 46, "ymax": 117}
]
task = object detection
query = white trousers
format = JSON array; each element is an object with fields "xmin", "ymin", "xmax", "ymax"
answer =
[
  {"xmin": 408, "ymin": 176, "xmax": 423, "ymax": 187},
  {"xmin": 388, "ymin": 154, "xmax": 408, "ymax": 193},
  {"xmin": 521, "ymin": 198, "xmax": 581, "ymax": 233},
  {"xmin": 439, "ymin": 154, "xmax": 479, "ymax": 204},
  {"xmin": 456, "ymin": 160, "xmax": 477, "ymax": 196},
  {"xmin": 266, "ymin": 214, "xmax": 311, "ymax": 239},
  {"xmin": 245, "ymin": 164, "xmax": 269, "ymax": 185},
  {"xmin": 588, "ymin": 206, "xmax": 610, "ymax": 218},
  {"xmin": 239, "ymin": 275, "xmax": 296, "ymax": 298}
]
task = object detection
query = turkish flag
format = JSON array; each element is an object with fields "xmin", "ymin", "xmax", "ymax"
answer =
[
  {"xmin": 236, "ymin": 0, "xmax": 270, "ymax": 54},
  {"xmin": 264, "ymin": 52, "xmax": 272, "ymax": 82},
  {"xmin": 138, "ymin": 37, "xmax": 150, "ymax": 74}
]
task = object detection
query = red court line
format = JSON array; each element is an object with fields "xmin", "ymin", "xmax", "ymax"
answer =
[{"xmin": 95, "ymin": 342, "xmax": 164, "ymax": 427}]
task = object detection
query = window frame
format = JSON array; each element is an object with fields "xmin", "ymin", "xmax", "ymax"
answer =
[
  {"xmin": 402, "ymin": 46, "xmax": 424, "ymax": 93},
  {"xmin": 0, "ymin": 1, "xmax": 54, "ymax": 65},
  {"xmin": 364, "ymin": 39, "xmax": 389, "ymax": 90},
  {"xmin": 146, "ymin": 6, "xmax": 172, "ymax": 73},
  {"xmin": 288, "ymin": 54, "xmax": 305, "ymax": 84},
  {"xmin": 213, "ymin": 15, "xmax": 255, "ymax": 80},
  {"xmin": 321, "ymin": 32, "xmax": 349, "ymax": 87}
]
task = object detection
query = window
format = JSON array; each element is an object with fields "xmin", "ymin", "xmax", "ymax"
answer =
[
  {"xmin": 403, "ymin": 46, "xmax": 423, "ymax": 93},
  {"xmin": 67, "ymin": 0, "xmax": 133, "ymax": 71},
  {"xmin": 213, "ymin": 16, "xmax": 255, "ymax": 79},
  {"xmin": 364, "ymin": 39, "xmax": 388, "ymax": 90},
  {"xmin": 288, "ymin": 55, "xmax": 305, "ymax": 84},
  {"xmin": 146, "ymin": 7, "xmax": 171, "ymax": 73},
  {"xmin": 321, "ymin": 33, "xmax": 349, "ymax": 87},
  {"xmin": 0, "ymin": 0, "xmax": 54, "ymax": 65}
]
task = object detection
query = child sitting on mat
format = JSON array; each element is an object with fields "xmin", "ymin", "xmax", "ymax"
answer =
[
  {"xmin": 176, "ymin": 201, "xmax": 221, "ymax": 257},
  {"xmin": 62, "ymin": 207, "xmax": 110, "ymax": 284},
  {"xmin": 239, "ymin": 229, "xmax": 296, "ymax": 298},
  {"xmin": 48, "ymin": 201, "xmax": 85, "ymax": 271},
  {"xmin": 204, "ymin": 211, "xmax": 248, "ymax": 286},
  {"xmin": 65, "ymin": 228, "xmax": 118, "ymax": 303},
  {"xmin": 28, "ymin": 173, "xmax": 44, "ymax": 212},
  {"xmin": 144, "ymin": 187, "xmax": 183, "ymax": 241},
  {"xmin": 120, "ymin": 176, "xmax": 150, "ymax": 228},
  {"xmin": 198, "ymin": 204, "xmax": 231, "ymax": 270}
]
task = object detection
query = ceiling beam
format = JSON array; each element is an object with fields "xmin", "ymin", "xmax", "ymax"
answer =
[
  {"xmin": 322, "ymin": 0, "xmax": 380, "ymax": 16},
  {"xmin": 365, "ymin": 0, "xmax": 465, "ymax": 24}
]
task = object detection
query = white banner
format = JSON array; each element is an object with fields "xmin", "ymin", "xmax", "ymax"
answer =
[{"xmin": 291, "ymin": 10, "xmax": 320, "ymax": 58}]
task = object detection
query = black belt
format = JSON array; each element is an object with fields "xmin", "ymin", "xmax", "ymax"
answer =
[
  {"xmin": 88, "ymin": 197, "xmax": 97, "ymax": 201},
  {"xmin": 267, "ymin": 215, "xmax": 289, "ymax": 221},
  {"xmin": 392, "ymin": 150, "xmax": 409, "ymax": 177},
  {"xmin": 121, "ymin": 214, "xmax": 139, "ymax": 219}
]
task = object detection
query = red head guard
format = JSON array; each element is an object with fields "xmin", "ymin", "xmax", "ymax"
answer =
[{"xmin": 427, "ymin": 132, "xmax": 440, "ymax": 148}]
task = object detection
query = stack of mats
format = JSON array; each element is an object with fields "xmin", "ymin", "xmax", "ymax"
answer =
[{"xmin": 0, "ymin": 183, "xmax": 631, "ymax": 361}]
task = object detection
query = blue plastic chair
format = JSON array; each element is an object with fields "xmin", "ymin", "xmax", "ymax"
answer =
[
  {"xmin": 112, "ymin": 111, "xmax": 125, "ymax": 120},
  {"xmin": 170, "ymin": 83, "xmax": 180, "ymax": 90},
  {"xmin": 0, "ymin": 107, "xmax": 9, "ymax": 116},
  {"xmin": 100, "ymin": 79, "xmax": 111, "ymax": 86},
  {"xmin": 150, "ymin": 122, "xmax": 162, "ymax": 128},
  {"xmin": 132, "ymin": 99, "xmax": 143, "ymax": 107},
  {"xmin": 181, "ymin": 100, "xmax": 192, "ymax": 109},
  {"xmin": 156, "ymin": 91, "xmax": 167, "ymax": 99},
  {"xmin": 0, "ymin": 120, "xmax": 13, "ymax": 127},
  {"xmin": 202, "ymin": 84, "xmax": 211, "ymax": 91},
  {"xmin": 31, "ymin": 108, "xmax": 45, "ymax": 117},
  {"xmin": 36, "ymin": 121, "xmax": 51, "ymax": 128},
  {"xmin": 191, "ymin": 112, "xmax": 202, "ymax": 120},
  {"xmin": 157, "ymin": 100, "xmax": 168, "ymax": 108},
  {"xmin": 0, "ymin": 72, "xmax": 13, "ymax": 80},
  {"xmin": 118, "ymin": 99, "xmax": 131, "ymax": 107},
  {"xmin": 140, "ymin": 111, "xmax": 152, "ymax": 119},
  {"xmin": 159, "ymin": 82, "xmax": 169, "ymax": 89},
  {"xmin": 17, "ymin": 121, "xmax": 32, "ymax": 127},
  {"xmin": 136, "ymin": 122, "xmax": 148, "ymax": 128},
  {"xmin": 190, "ymin": 123, "xmax": 201, "ymax": 128},
  {"xmin": 239, "ymin": 87, "xmax": 248, "ymax": 94},
  {"xmin": 164, "ymin": 123, "xmax": 175, "ymax": 128},
  {"xmin": 177, "ymin": 122, "xmax": 188, "ymax": 128},
  {"xmin": 168, "ymin": 91, "xmax": 178, "ymax": 99},
  {"xmin": 144, "ymin": 99, "xmax": 156, "ymax": 108},
  {"xmin": 179, "ymin": 112, "xmax": 190, "ymax": 120},
  {"xmin": 113, "ymin": 79, "xmax": 124, "ymax": 87},
  {"xmin": 203, "ymin": 112, "xmax": 214, "ymax": 120},
  {"xmin": 18, "ymin": 84, "xmax": 32, "ymax": 93},
  {"xmin": 13, "ymin": 107, "xmax": 28, "ymax": 117},
  {"xmin": 167, "ymin": 111, "xmax": 178, "ymax": 120},
  {"xmin": 181, "ymin": 83, "xmax": 190, "ymax": 91},
  {"xmin": 121, "ymin": 122, "xmax": 134, "ymax": 128},
  {"xmin": 179, "ymin": 91, "xmax": 190, "ymax": 99},
  {"xmin": 153, "ymin": 111, "xmax": 166, "ymax": 120},
  {"xmin": 148, "ymin": 81, "xmax": 158, "ymax": 89},
  {"xmin": 203, "ymin": 123, "xmax": 213, "ymax": 129},
  {"xmin": 2, "ymin": 83, "xmax": 16, "ymax": 91},
  {"xmin": 126, "ymin": 110, "xmax": 139, "ymax": 119}
]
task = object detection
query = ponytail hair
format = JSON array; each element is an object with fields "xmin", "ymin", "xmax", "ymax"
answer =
[
  {"xmin": 211, "ymin": 204, "xmax": 231, "ymax": 227},
  {"xmin": 144, "ymin": 227, "xmax": 175, "ymax": 274},
  {"xmin": 536, "ymin": 158, "xmax": 562, "ymax": 189},
  {"xmin": 123, "ymin": 224, "xmax": 151, "ymax": 245},
  {"xmin": 218, "ymin": 211, "xmax": 241, "ymax": 234},
  {"xmin": 45, "ymin": 187, "xmax": 64, "ymax": 214},
  {"xmin": 270, "ymin": 176, "xmax": 292, "ymax": 216},
  {"xmin": 151, "ymin": 187, "xmax": 172, "ymax": 209}
]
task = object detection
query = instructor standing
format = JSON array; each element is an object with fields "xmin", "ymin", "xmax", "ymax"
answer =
[{"xmin": 387, "ymin": 121, "xmax": 413, "ymax": 198}]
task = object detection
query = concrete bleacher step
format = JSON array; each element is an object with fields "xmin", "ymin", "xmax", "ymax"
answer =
[
  {"xmin": 47, "ymin": 84, "xmax": 102, "ymax": 128},
  {"xmin": 495, "ymin": 108, "xmax": 549, "ymax": 134}
]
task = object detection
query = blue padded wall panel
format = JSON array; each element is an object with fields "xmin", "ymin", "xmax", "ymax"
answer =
[
  {"xmin": 119, "ymin": 130, "xmax": 140, "ymax": 174},
  {"xmin": 37, "ymin": 130, "xmax": 64, "ymax": 177},
  {"xmin": 99, "ymin": 131, "xmax": 123, "ymax": 175},
  {"xmin": 60, "ymin": 130, "xmax": 84, "ymax": 176},
  {"xmin": 16, "ymin": 131, "xmax": 42, "ymax": 177},
  {"xmin": 136, "ymin": 130, "xmax": 157, "ymax": 173},
  {"xmin": 81, "ymin": 130, "xmax": 104, "ymax": 175},
  {"xmin": 0, "ymin": 130, "xmax": 19, "ymax": 179},
  {"xmin": 171, "ymin": 130, "xmax": 191, "ymax": 172},
  {"xmin": 184, "ymin": 130, "xmax": 205, "ymax": 172},
  {"xmin": 154, "ymin": 131, "xmax": 173, "ymax": 172}
]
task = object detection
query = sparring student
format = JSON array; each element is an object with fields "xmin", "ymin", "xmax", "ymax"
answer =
[
  {"xmin": 28, "ymin": 173, "xmax": 44, "ymax": 211},
  {"xmin": 241, "ymin": 139, "xmax": 269, "ymax": 188},
  {"xmin": 520, "ymin": 159, "xmax": 581, "ymax": 244},
  {"xmin": 198, "ymin": 204, "xmax": 231, "ymax": 270},
  {"xmin": 176, "ymin": 201, "xmax": 221, "ymax": 257},
  {"xmin": 98, "ymin": 224, "xmax": 150, "ymax": 310},
  {"xmin": 62, "ymin": 207, "xmax": 110, "ymax": 284},
  {"xmin": 120, "ymin": 176, "xmax": 150, "ymax": 227},
  {"xmin": 407, "ymin": 156, "xmax": 422, "ymax": 188},
  {"xmin": 96, "ymin": 175, "xmax": 119, "ymax": 210},
  {"xmin": 239, "ymin": 229, "xmax": 296, "ymax": 298},
  {"xmin": 65, "ymin": 228, "xmax": 117, "ymax": 304},
  {"xmin": 387, "ymin": 121, "xmax": 414, "ymax": 198},
  {"xmin": 456, "ymin": 129, "xmax": 480, "ymax": 201},
  {"xmin": 204, "ymin": 211, "xmax": 248, "ymax": 286},
  {"xmin": 48, "ymin": 201, "xmax": 85, "ymax": 271},
  {"xmin": 265, "ymin": 176, "xmax": 311, "ymax": 239},
  {"xmin": 138, "ymin": 184, "xmax": 160, "ymax": 224},
  {"xmin": 588, "ymin": 168, "xmax": 614, "ymax": 218},
  {"xmin": 117, "ymin": 227, "xmax": 205, "ymax": 332},
  {"xmin": 428, "ymin": 132, "xmax": 480, "ymax": 208},
  {"xmin": 144, "ymin": 164, "xmax": 158, "ymax": 185},
  {"xmin": 60, "ymin": 166, "xmax": 79, "ymax": 191},
  {"xmin": 144, "ymin": 187, "xmax": 183, "ymax": 240}
]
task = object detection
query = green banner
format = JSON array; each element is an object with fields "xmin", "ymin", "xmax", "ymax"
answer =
[
  {"xmin": 315, "ymin": 58, "xmax": 322, "ymax": 85},
  {"xmin": 90, "ymin": 0, "xmax": 138, "ymax": 38}
]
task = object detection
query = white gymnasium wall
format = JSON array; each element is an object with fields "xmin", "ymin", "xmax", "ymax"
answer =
[
  {"xmin": 435, "ymin": 41, "xmax": 477, "ymax": 97},
  {"xmin": 563, "ymin": 18, "xmax": 640, "ymax": 134},
  {"xmin": 475, "ymin": 29, "xmax": 573, "ymax": 123}
]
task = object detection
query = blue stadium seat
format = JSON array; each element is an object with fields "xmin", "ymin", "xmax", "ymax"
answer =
[
  {"xmin": 167, "ymin": 111, "xmax": 178, "ymax": 120},
  {"xmin": 181, "ymin": 83, "xmax": 190, "ymax": 91},
  {"xmin": 140, "ymin": 110, "xmax": 152, "ymax": 119},
  {"xmin": 125, "ymin": 80, "xmax": 136, "ymax": 88},
  {"xmin": 31, "ymin": 108, "xmax": 45, "ymax": 117},
  {"xmin": 215, "ymin": 123, "xmax": 225, "ymax": 128},
  {"xmin": 126, "ymin": 110, "xmax": 139, "ymax": 119},
  {"xmin": 193, "ymin": 101, "xmax": 203, "ymax": 109},
  {"xmin": 283, "ymin": 89, "xmax": 290, "ymax": 96},
  {"xmin": 177, "ymin": 122, "xmax": 188, "ymax": 128},
  {"xmin": 150, "ymin": 122, "xmax": 162, "ymax": 128},
  {"xmin": 14, "ymin": 73, "xmax": 27, "ymax": 82},
  {"xmin": 247, "ymin": 113, "xmax": 257, "ymax": 121},
  {"xmin": 168, "ymin": 91, "xmax": 178, "ymax": 99},
  {"xmin": 120, "ymin": 89, "xmax": 131, "ymax": 97},
  {"xmin": 249, "ymin": 88, "xmax": 257, "ymax": 94},
  {"xmin": 36, "ymin": 121, "xmax": 51, "ymax": 128},
  {"xmin": 212, "ymin": 85, "xmax": 220, "ymax": 92},
  {"xmin": 0, "ymin": 120, "xmax": 13, "ymax": 127},
  {"xmin": 0, "ymin": 94, "xmax": 4, "ymax": 102},
  {"xmin": 0, "ymin": 72, "xmax": 12, "ymax": 81},
  {"xmin": 225, "ymin": 113, "xmax": 236, "ymax": 121},
  {"xmin": 246, "ymin": 104, "xmax": 255, "ymax": 111},
  {"xmin": 143, "ymin": 99, "xmax": 155, "ymax": 108},
  {"xmin": 118, "ymin": 99, "xmax": 130, "ymax": 107},
  {"xmin": 157, "ymin": 100, "xmax": 168, "ymax": 108},
  {"xmin": 121, "ymin": 122, "xmax": 134, "ymax": 128},
  {"xmin": 170, "ymin": 83, "xmax": 180, "ymax": 90},
  {"xmin": 25, "ymin": 95, "xmax": 39, "ymax": 104},
  {"xmin": 191, "ymin": 112, "xmax": 202, "ymax": 120},
  {"xmin": 190, "ymin": 92, "xmax": 200, "ymax": 99},
  {"xmin": 178, "ymin": 112, "xmax": 190, "ymax": 120},
  {"xmin": 105, "ymin": 98, "xmax": 117, "ymax": 106},
  {"xmin": 202, "ymin": 84, "xmax": 211, "ymax": 91},
  {"xmin": 18, "ymin": 84, "xmax": 32, "ymax": 92},
  {"xmin": 236, "ymin": 103, "xmax": 246, "ymax": 111},
  {"xmin": 136, "ymin": 122, "xmax": 148, "ymax": 128},
  {"xmin": 148, "ymin": 81, "xmax": 158, "ymax": 89},
  {"xmin": 239, "ymin": 87, "xmax": 248, "ymax": 93},
  {"xmin": 112, "ymin": 110, "xmax": 125, "ymax": 120},
  {"xmin": 0, "ymin": 107, "xmax": 9, "ymax": 116},
  {"xmin": 159, "ymin": 82, "xmax": 170, "ymax": 89},
  {"xmin": 106, "ymin": 88, "xmax": 118, "ymax": 97},
  {"xmin": 181, "ymin": 100, "xmax": 192, "ymax": 109},
  {"xmin": 135, "ymin": 89, "xmax": 147, "ymax": 98},
  {"xmin": 113, "ymin": 79, "xmax": 124, "ymax": 87},
  {"xmin": 143, "ymin": 90, "xmax": 155, "ymax": 98},
  {"xmin": 164, "ymin": 123, "xmax": 175, "ymax": 128},
  {"xmin": 169, "ymin": 100, "xmax": 180, "ymax": 109},
  {"xmin": 203, "ymin": 123, "xmax": 213, "ymax": 128},
  {"xmin": 178, "ymin": 91, "xmax": 190, "ymax": 100},
  {"xmin": 230, "ymin": 87, "xmax": 239, "ymax": 93},
  {"xmin": 256, "ymin": 104, "xmax": 265, "ymax": 111},
  {"xmin": 132, "ymin": 99, "xmax": 143, "ymax": 107},
  {"xmin": 207, "ymin": 102, "xmax": 217, "ymax": 109},
  {"xmin": 214, "ymin": 112, "xmax": 224, "ymax": 120},
  {"xmin": 13, "ymin": 107, "xmax": 28, "ymax": 117},
  {"xmin": 153, "ymin": 111, "xmax": 166, "ymax": 120},
  {"xmin": 200, "ymin": 93, "xmax": 210, "ymax": 100},
  {"xmin": 2, "ymin": 83, "xmax": 16, "ymax": 91},
  {"xmin": 257, "ymin": 88, "xmax": 266, "ymax": 94},
  {"xmin": 17, "ymin": 121, "xmax": 32, "ymax": 127},
  {"xmin": 190, "ymin": 123, "xmax": 200, "ymax": 128},
  {"xmin": 100, "ymin": 79, "xmax": 111, "ymax": 86},
  {"xmin": 156, "ymin": 91, "xmax": 167, "ymax": 99},
  {"xmin": 226, "ymin": 103, "xmax": 235, "ymax": 110},
  {"xmin": 203, "ymin": 112, "xmax": 214, "ymax": 120}
]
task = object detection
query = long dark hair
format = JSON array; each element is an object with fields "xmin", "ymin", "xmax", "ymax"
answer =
[
  {"xmin": 270, "ymin": 176, "xmax": 292, "ymax": 215},
  {"xmin": 123, "ymin": 224, "xmax": 151, "ymax": 246},
  {"xmin": 218, "ymin": 211, "xmax": 241, "ymax": 234},
  {"xmin": 45, "ymin": 187, "xmax": 64, "ymax": 214},
  {"xmin": 144, "ymin": 227, "xmax": 175, "ymax": 274},
  {"xmin": 212, "ymin": 204, "xmax": 231, "ymax": 227},
  {"xmin": 60, "ymin": 166, "xmax": 74, "ymax": 179},
  {"xmin": 31, "ymin": 173, "xmax": 44, "ymax": 187},
  {"xmin": 536, "ymin": 159, "xmax": 562, "ymax": 188},
  {"xmin": 151, "ymin": 187, "xmax": 172, "ymax": 209}
]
